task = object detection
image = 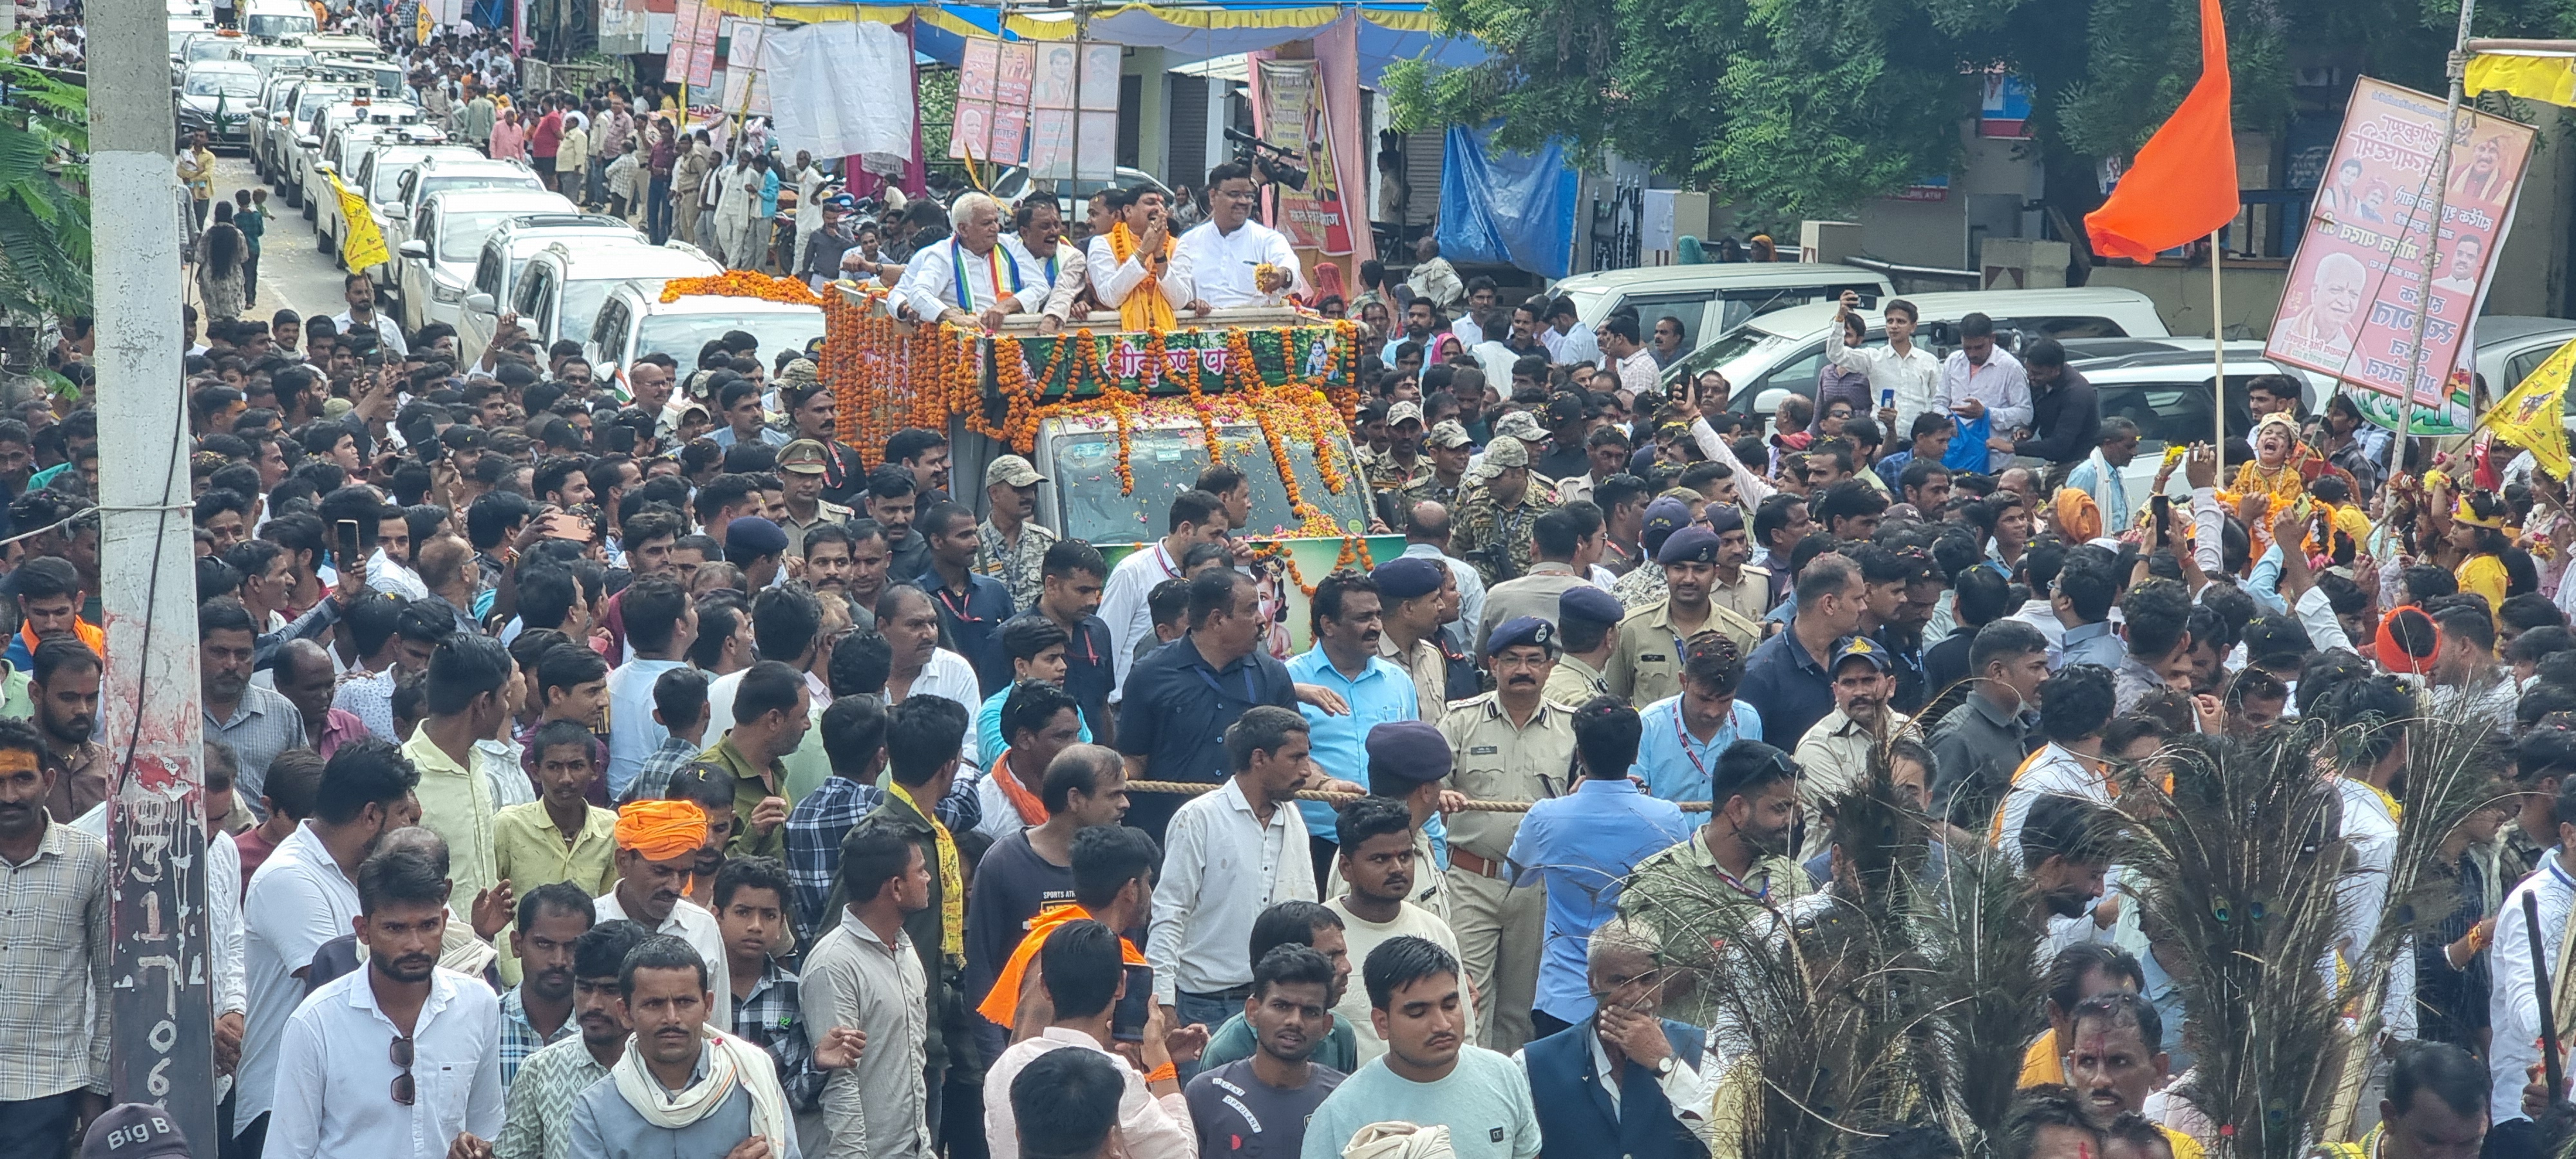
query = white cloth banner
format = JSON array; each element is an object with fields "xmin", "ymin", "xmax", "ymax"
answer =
[{"xmin": 761, "ymin": 21, "xmax": 914, "ymax": 167}]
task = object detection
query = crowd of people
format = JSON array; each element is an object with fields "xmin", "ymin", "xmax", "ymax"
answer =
[{"xmin": 24, "ymin": 55, "xmax": 2576, "ymax": 1151}]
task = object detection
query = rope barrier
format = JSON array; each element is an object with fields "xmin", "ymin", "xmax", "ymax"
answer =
[{"xmin": 1123, "ymin": 780, "xmax": 1716, "ymax": 813}]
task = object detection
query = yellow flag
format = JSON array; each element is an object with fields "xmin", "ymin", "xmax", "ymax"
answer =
[
  {"xmin": 415, "ymin": 1, "xmax": 430, "ymax": 42},
  {"xmin": 330, "ymin": 171, "xmax": 390, "ymax": 272},
  {"xmin": 2467, "ymin": 53, "xmax": 2576, "ymax": 107},
  {"xmin": 2478, "ymin": 336, "xmax": 2576, "ymax": 480}
]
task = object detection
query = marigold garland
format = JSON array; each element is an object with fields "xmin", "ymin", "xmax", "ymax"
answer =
[{"xmin": 660, "ymin": 270, "xmax": 826, "ymax": 306}]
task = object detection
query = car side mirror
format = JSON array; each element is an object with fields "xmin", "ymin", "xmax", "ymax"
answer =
[
  {"xmin": 386, "ymin": 205, "xmax": 408, "ymax": 219},
  {"xmin": 464, "ymin": 292, "xmax": 495, "ymax": 314},
  {"xmin": 398, "ymin": 240, "xmax": 428, "ymax": 259}
]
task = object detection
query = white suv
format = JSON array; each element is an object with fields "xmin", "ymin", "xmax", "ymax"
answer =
[
  {"xmin": 458, "ymin": 241, "xmax": 721, "ymax": 369},
  {"xmin": 587, "ymin": 279, "xmax": 826, "ymax": 396},
  {"xmin": 397, "ymin": 198, "xmax": 618, "ymax": 334}
]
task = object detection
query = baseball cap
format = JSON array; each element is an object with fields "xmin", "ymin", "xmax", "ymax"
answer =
[
  {"xmin": 1388, "ymin": 401, "xmax": 1425, "ymax": 428},
  {"xmin": 985, "ymin": 454, "xmax": 1046, "ymax": 488},
  {"xmin": 1492, "ymin": 411, "xmax": 1546, "ymax": 442},
  {"xmin": 1831, "ymin": 636, "xmax": 1891, "ymax": 674},
  {"xmin": 80, "ymin": 1105, "xmax": 191, "ymax": 1159},
  {"xmin": 1479, "ymin": 438, "xmax": 1531, "ymax": 471},
  {"xmin": 1427, "ymin": 420, "xmax": 1474, "ymax": 450}
]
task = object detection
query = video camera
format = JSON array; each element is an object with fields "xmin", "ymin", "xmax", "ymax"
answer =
[{"xmin": 1223, "ymin": 127, "xmax": 1309, "ymax": 192}]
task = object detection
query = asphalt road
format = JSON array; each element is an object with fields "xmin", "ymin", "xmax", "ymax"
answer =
[{"xmin": 212, "ymin": 155, "xmax": 361, "ymax": 325}]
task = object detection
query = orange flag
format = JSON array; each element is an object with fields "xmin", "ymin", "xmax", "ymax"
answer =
[{"xmin": 2083, "ymin": 0, "xmax": 2239, "ymax": 262}]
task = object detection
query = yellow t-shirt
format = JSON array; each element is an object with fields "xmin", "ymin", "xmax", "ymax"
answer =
[
  {"xmin": 2018, "ymin": 1028, "xmax": 2063, "ymax": 1087},
  {"xmin": 2458, "ymin": 553, "xmax": 2510, "ymax": 627}
]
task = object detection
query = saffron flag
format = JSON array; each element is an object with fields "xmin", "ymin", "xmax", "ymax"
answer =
[
  {"xmin": 2467, "ymin": 53, "xmax": 2576, "ymax": 107},
  {"xmin": 330, "ymin": 172, "xmax": 389, "ymax": 273},
  {"xmin": 2478, "ymin": 338, "xmax": 2575, "ymax": 480},
  {"xmin": 2083, "ymin": 0, "xmax": 2239, "ymax": 262}
]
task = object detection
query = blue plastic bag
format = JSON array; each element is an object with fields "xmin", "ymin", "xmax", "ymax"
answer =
[{"xmin": 1943, "ymin": 413, "xmax": 1992, "ymax": 473}]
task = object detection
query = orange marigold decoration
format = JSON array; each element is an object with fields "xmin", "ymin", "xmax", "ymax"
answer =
[
  {"xmin": 1182, "ymin": 332, "xmax": 1224, "ymax": 466},
  {"xmin": 659, "ymin": 270, "xmax": 825, "ymax": 306}
]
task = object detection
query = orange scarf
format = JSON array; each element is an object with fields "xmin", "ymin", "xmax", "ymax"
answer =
[
  {"xmin": 991, "ymin": 749, "xmax": 1049, "ymax": 826},
  {"xmin": 1107, "ymin": 222, "xmax": 1177, "ymax": 332},
  {"xmin": 22, "ymin": 618, "xmax": 102, "ymax": 661},
  {"xmin": 974, "ymin": 902, "xmax": 1146, "ymax": 1030}
]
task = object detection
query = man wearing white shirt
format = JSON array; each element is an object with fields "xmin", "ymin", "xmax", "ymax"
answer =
[
  {"xmin": 1823, "ymin": 291, "xmax": 1946, "ymax": 438},
  {"xmin": 1003, "ymin": 198, "xmax": 1090, "ymax": 334},
  {"xmin": 264, "ymin": 842, "xmax": 505, "ymax": 1159},
  {"xmin": 1086, "ymin": 185, "xmax": 1195, "ymax": 321},
  {"xmin": 330, "ymin": 273, "xmax": 409, "ymax": 357},
  {"xmin": 1596, "ymin": 315, "xmax": 1660, "ymax": 397},
  {"xmin": 238, "ymin": 737, "xmax": 424, "ymax": 1151},
  {"xmin": 1938, "ymin": 312, "xmax": 2030, "ymax": 474},
  {"xmin": 1146, "ymin": 706, "xmax": 1320, "ymax": 1077},
  {"xmin": 1097, "ymin": 489, "xmax": 1231, "ymax": 690},
  {"xmin": 1172, "ymin": 162, "xmax": 1304, "ymax": 310},
  {"xmin": 895, "ymin": 193, "xmax": 1042, "ymax": 328}
]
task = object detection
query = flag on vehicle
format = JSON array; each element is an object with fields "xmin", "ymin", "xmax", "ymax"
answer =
[
  {"xmin": 2083, "ymin": 0, "xmax": 2239, "ymax": 262},
  {"xmin": 330, "ymin": 171, "xmax": 389, "ymax": 272}
]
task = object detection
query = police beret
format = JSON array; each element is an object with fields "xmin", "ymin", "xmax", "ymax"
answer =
[
  {"xmin": 1371, "ymin": 556, "xmax": 1445, "ymax": 601},
  {"xmin": 1703, "ymin": 504, "xmax": 1744, "ymax": 536},
  {"xmin": 1486, "ymin": 615, "xmax": 1557, "ymax": 656},
  {"xmin": 1365, "ymin": 721, "xmax": 1452, "ymax": 790},
  {"xmin": 1657, "ymin": 525, "xmax": 1721, "ymax": 567},
  {"xmin": 1559, "ymin": 585, "xmax": 1625, "ymax": 627},
  {"xmin": 1640, "ymin": 496, "xmax": 1692, "ymax": 553},
  {"xmin": 724, "ymin": 516, "xmax": 789, "ymax": 560}
]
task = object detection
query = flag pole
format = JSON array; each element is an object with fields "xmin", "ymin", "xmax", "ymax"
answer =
[
  {"xmin": 2394, "ymin": 0, "xmax": 2481, "ymax": 489},
  {"xmin": 2212, "ymin": 230, "xmax": 2226, "ymax": 479}
]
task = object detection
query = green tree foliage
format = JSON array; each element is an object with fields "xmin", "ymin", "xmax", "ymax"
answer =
[
  {"xmin": 1390, "ymin": 0, "xmax": 2528, "ymax": 241},
  {"xmin": 0, "ymin": 64, "xmax": 90, "ymax": 322}
]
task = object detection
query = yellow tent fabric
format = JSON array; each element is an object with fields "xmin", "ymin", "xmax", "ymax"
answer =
[{"xmin": 2467, "ymin": 53, "xmax": 2576, "ymax": 106}]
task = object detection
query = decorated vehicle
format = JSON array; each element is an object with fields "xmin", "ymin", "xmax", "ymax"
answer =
[{"xmin": 810, "ymin": 282, "xmax": 1392, "ymax": 655}]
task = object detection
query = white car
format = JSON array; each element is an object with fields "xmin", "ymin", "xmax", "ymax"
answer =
[
  {"xmin": 296, "ymin": 99, "xmax": 421, "ymax": 224},
  {"xmin": 240, "ymin": 0, "xmax": 317, "ymax": 41},
  {"xmin": 175, "ymin": 59, "xmax": 261, "ymax": 150},
  {"xmin": 459, "ymin": 241, "xmax": 721, "ymax": 370},
  {"xmin": 255, "ymin": 78, "xmax": 361, "ymax": 196},
  {"xmin": 2057, "ymin": 341, "xmax": 2329, "ymax": 504},
  {"xmin": 1681, "ymin": 286, "xmax": 2175, "ymax": 411},
  {"xmin": 240, "ymin": 45, "xmax": 314, "ymax": 82},
  {"xmin": 330, "ymin": 139, "xmax": 480, "ymax": 276},
  {"xmin": 1551, "ymin": 263, "xmax": 1895, "ymax": 358},
  {"xmin": 376, "ymin": 156, "xmax": 547, "ymax": 287},
  {"xmin": 167, "ymin": 15, "xmax": 215, "ymax": 56},
  {"xmin": 588, "ymin": 280, "xmax": 826, "ymax": 395},
  {"xmin": 398, "ymin": 199, "xmax": 619, "ymax": 334}
]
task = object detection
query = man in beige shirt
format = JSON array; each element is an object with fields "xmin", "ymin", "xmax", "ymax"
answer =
[
  {"xmin": 1545, "ymin": 585, "xmax": 1623, "ymax": 708},
  {"xmin": 1791, "ymin": 636, "xmax": 1918, "ymax": 859},
  {"xmin": 1703, "ymin": 505, "xmax": 1771, "ymax": 628},
  {"xmin": 1607, "ymin": 527, "xmax": 1761, "ymax": 708},
  {"xmin": 1435, "ymin": 615, "xmax": 1576, "ymax": 1054},
  {"xmin": 1372, "ymin": 557, "xmax": 1451, "ymax": 719}
]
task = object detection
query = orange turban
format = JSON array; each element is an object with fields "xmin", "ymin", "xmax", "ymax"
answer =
[
  {"xmin": 2052, "ymin": 487, "xmax": 2102, "ymax": 543},
  {"xmin": 616, "ymin": 800, "xmax": 708, "ymax": 861}
]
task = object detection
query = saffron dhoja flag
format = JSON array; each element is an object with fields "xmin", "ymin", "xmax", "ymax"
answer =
[
  {"xmin": 2083, "ymin": 0, "xmax": 2239, "ymax": 261},
  {"xmin": 2479, "ymin": 338, "xmax": 2576, "ymax": 480}
]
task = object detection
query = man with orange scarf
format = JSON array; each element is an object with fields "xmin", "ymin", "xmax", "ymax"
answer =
[
  {"xmin": 965, "ymin": 744, "xmax": 1135, "ymax": 1059},
  {"xmin": 977, "ymin": 819, "xmax": 1160, "ymax": 1043},
  {"xmin": 1084, "ymin": 185, "xmax": 1203, "ymax": 331},
  {"xmin": 598, "ymin": 798, "xmax": 735, "ymax": 1025}
]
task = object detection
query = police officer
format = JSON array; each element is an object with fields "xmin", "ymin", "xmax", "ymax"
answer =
[
  {"xmin": 1545, "ymin": 585, "xmax": 1623, "ymax": 708},
  {"xmin": 1435, "ymin": 614, "xmax": 1577, "ymax": 1054},
  {"xmin": 1372, "ymin": 556, "xmax": 1450, "ymax": 721},
  {"xmin": 1449, "ymin": 437, "xmax": 1559, "ymax": 588},
  {"xmin": 1609, "ymin": 525, "xmax": 1763, "ymax": 708}
]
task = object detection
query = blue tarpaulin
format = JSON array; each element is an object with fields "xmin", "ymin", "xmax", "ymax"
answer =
[{"xmin": 1437, "ymin": 124, "xmax": 1578, "ymax": 278}]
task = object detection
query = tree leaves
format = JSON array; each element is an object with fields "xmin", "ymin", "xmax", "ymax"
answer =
[{"xmin": 0, "ymin": 64, "xmax": 90, "ymax": 320}]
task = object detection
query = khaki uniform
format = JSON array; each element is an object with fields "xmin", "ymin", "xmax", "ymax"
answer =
[
  {"xmin": 1605, "ymin": 599, "xmax": 1764, "ymax": 708},
  {"xmin": 1436, "ymin": 692, "xmax": 1576, "ymax": 1053},
  {"xmin": 781, "ymin": 499, "xmax": 853, "ymax": 556},
  {"xmin": 1790, "ymin": 707, "xmax": 1918, "ymax": 860},
  {"xmin": 1542, "ymin": 652, "xmax": 1611, "ymax": 708},
  {"xmin": 1477, "ymin": 563, "xmax": 1589, "ymax": 654},
  {"xmin": 1378, "ymin": 632, "xmax": 1449, "ymax": 722},
  {"xmin": 1709, "ymin": 564, "xmax": 1772, "ymax": 627},
  {"xmin": 1450, "ymin": 478, "xmax": 1560, "ymax": 587}
]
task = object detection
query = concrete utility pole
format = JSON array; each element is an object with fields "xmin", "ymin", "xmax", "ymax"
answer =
[{"xmin": 90, "ymin": 0, "xmax": 216, "ymax": 1145}]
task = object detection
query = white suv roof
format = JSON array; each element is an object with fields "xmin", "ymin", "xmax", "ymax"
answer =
[
  {"xmin": 1737, "ymin": 287, "xmax": 2172, "ymax": 343},
  {"xmin": 544, "ymin": 241, "xmax": 723, "ymax": 281}
]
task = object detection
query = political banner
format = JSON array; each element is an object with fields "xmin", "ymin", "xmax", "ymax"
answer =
[
  {"xmin": 667, "ymin": 0, "xmax": 703, "ymax": 80},
  {"xmin": 2264, "ymin": 77, "xmax": 2535, "ymax": 435},
  {"xmin": 951, "ymin": 35, "xmax": 996, "ymax": 162},
  {"xmin": 1252, "ymin": 57, "xmax": 1355, "ymax": 254},
  {"xmin": 687, "ymin": 2, "xmax": 723, "ymax": 88}
]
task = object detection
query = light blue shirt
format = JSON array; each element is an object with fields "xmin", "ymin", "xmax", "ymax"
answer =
[
  {"xmin": 1300, "ymin": 1048, "xmax": 1542, "ymax": 1159},
  {"xmin": 2063, "ymin": 449, "xmax": 2132, "ymax": 534},
  {"xmin": 2139, "ymin": 942, "xmax": 2192, "ymax": 1074},
  {"xmin": 1286, "ymin": 646, "xmax": 1420, "ymax": 842},
  {"xmin": 2055, "ymin": 619, "xmax": 2126, "ymax": 672},
  {"xmin": 1504, "ymin": 778, "xmax": 1693, "ymax": 1024},
  {"xmin": 605, "ymin": 657, "xmax": 686, "ymax": 798},
  {"xmin": 710, "ymin": 425, "xmax": 791, "ymax": 449},
  {"xmin": 976, "ymin": 681, "xmax": 1094, "ymax": 764},
  {"xmin": 1629, "ymin": 694, "xmax": 1761, "ymax": 802}
]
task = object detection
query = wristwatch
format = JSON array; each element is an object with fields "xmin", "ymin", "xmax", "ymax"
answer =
[{"xmin": 1651, "ymin": 1055, "xmax": 1676, "ymax": 1079}]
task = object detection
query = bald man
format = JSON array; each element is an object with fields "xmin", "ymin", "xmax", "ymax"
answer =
[{"xmin": 275, "ymin": 638, "xmax": 372, "ymax": 760}]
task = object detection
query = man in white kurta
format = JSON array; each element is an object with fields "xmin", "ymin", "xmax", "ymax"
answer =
[
  {"xmin": 1171, "ymin": 162, "xmax": 1305, "ymax": 310},
  {"xmin": 895, "ymin": 192, "xmax": 1042, "ymax": 328}
]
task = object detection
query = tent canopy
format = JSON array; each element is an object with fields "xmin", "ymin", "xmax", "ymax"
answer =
[{"xmin": 693, "ymin": 0, "xmax": 1484, "ymax": 86}]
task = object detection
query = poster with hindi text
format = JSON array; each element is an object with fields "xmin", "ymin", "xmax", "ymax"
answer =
[
  {"xmin": 1027, "ymin": 108, "xmax": 1073, "ymax": 177},
  {"xmin": 987, "ymin": 108, "xmax": 1027, "ymax": 166},
  {"xmin": 1252, "ymin": 57, "xmax": 1355, "ymax": 254},
  {"xmin": 667, "ymin": 0, "xmax": 703, "ymax": 82},
  {"xmin": 994, "ymin": 41, "xmax": 1035, "ymax": 109},
  {"xmin": 2264, "ymin": 77, "xmax": 2534, "ymax": 436},
  {"xmin": 685, "ymin": 1, "xmax": 722, "ymax": 88},
  {"xmin": 1081, "ymin": 44, "xmax": 1119, "ymax": 110},
  {"xmin": 959, "ymin": 35, "xmax": 998, "ymax": 102}
]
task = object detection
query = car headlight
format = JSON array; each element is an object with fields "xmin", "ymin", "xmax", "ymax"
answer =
[{"xmin": 433, "ymin": 283, "xmax": 464, "ymax": 303}]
